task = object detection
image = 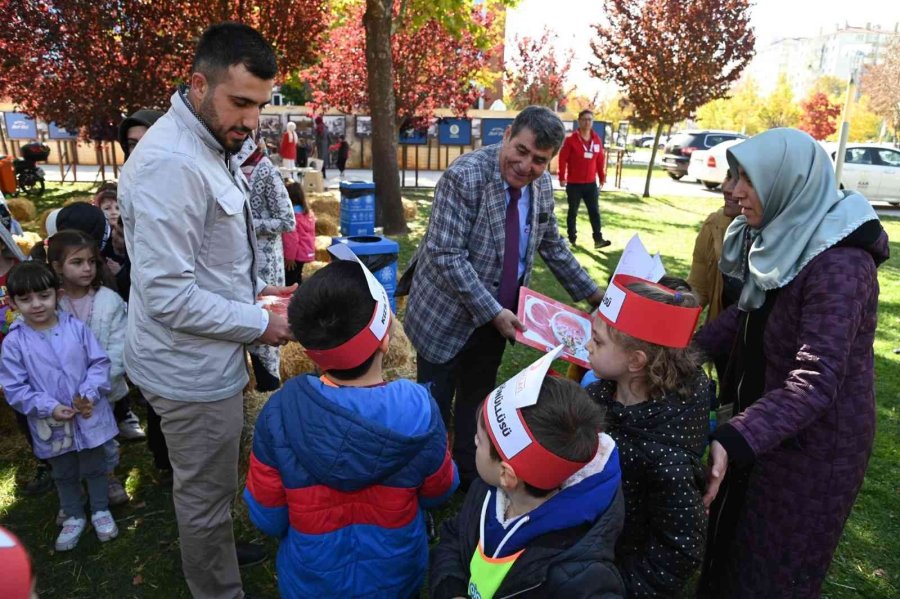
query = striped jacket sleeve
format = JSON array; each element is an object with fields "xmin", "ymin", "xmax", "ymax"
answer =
[{"xmin": 243, "ymin": 406, "xmax": 289, "ymax": 538}]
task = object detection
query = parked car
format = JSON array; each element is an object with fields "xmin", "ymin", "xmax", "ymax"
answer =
[
  {"xmin": 687, "ymin": 138, "xmax": 745, "ymax": 189},
  {"xmin": 662, "ymin": 130, "xmax": 747, "ymax": 180},
  {"xmin": 830, "ymin": 144, "xmax": 900, "ymax": 206}
]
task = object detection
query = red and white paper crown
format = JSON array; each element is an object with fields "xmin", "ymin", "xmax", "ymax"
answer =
[
  {"xmin": 483, "ymin": 345, "xmax": 591, "ymax": 490},
  {"xmin": 596, "ymin": 274, "xmax": 701, "ymax": 348},
  {"xmin": 304, "ymin": 243, "xmax": 392, "ymax": 371}
]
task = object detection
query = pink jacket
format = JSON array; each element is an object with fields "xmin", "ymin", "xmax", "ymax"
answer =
[{"xmin": 283, "ymin": 210, "xmax": 316, "ymax": 263}]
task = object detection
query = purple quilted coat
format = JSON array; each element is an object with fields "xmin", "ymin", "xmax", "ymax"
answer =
[{"xmin": 694, "ymin": 230, "xmax": 889, "ymax": 598}]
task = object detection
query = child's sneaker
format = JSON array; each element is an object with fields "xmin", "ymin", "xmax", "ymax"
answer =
[
  {"xmin": 91, "ymin": 510, "xmax": 118, "ymax": 542},
  {"xmin": 117, "ymin": 410, "xmax": 146, "ymax": 440},
  {"xmin": 55, "ymin": 516, "xmax": 87, "ymax": 551},
  {"xmin": 108, "ymin": 475, "xmax": 129, "ymax": 506}
]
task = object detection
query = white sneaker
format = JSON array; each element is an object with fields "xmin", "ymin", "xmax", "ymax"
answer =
[
  {"xmin": 117, "ymin": 410, "xmax": 146, "ymax": 440},
  {"xmin": 55, "ymin": 516, "xmax": 87, "ymax": 551},
  {"xmin": 91, "ymin": 510, "xmax": 118, "ymax": 542}
]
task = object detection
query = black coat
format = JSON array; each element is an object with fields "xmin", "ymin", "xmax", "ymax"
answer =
[
  {"xmin": 429, "ymin": 479, "xmax": 626, "ymax": 599},
  {"xmin": 587, "ymin": 371, "xmax": 711, "ymax": 599}
]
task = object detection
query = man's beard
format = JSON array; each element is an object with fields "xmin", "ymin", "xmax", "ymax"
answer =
[{"xmin": 198, "ymin": 93, "xmax": 250, "ymax": 153}]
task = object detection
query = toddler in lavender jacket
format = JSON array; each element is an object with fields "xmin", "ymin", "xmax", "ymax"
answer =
[{"xmin": 0, "ymin": 261, "xmax": 119, "ymax": 552}]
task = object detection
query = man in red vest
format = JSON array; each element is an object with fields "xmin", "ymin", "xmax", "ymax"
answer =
[{"xmin": 558, "ymin": 109, "xmax": 610, "ymax": 249}]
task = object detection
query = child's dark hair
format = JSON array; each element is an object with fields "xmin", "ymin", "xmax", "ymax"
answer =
[
  {"xmin": 604, "ymin": 280, "xmax": 701, "ymax": 400},
  {"xmin": 47, "ymin": 230, "xmax": 104, "ymax": 290},
  {"xmin": 481, "ymin": 376, "xmax": 605, "ymax": 497},
  {"xmin": 288, "ymin": 260, "xmax": 379, "ymax": 380},
  {"xmin": 286, "ymin": 181, "xmax": 309, "ymax": 212},
  {"xmin": 7, "ymin": 261, "xmax": 59, "ymax": 298}
]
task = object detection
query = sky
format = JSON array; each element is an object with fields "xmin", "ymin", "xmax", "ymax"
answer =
[{"xmin": 504, "ymin": 0, "xmax": 900, "ymax": 98}]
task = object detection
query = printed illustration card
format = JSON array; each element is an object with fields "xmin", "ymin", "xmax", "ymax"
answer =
[{"xmin": 515, "ymin": 288, "xmax": 593, "ymax": 368}]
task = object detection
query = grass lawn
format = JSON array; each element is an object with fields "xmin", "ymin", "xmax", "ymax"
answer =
[{"xmin": 0, "ymin": 184, "xmax": 896, "ymax": 598}]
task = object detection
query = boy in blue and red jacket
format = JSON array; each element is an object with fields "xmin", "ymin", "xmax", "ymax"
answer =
[{"xmin": 243, "ymin": 257, "xmax": 458, "ymax": 598}]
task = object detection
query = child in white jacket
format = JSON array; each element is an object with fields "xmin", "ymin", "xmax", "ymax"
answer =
[{"xmin": 48, "ymin": 229, "xmax": 130, "ymax": 508}]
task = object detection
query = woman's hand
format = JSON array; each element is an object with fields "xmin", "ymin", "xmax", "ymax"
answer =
[
  {"xmin": 703, "ymin": 440, "xmax": 728, "ymax": 509},
  {"xmin": 106, "ymin": 258, "xmax": 122, "ymax": 276},
  {"xmin": 285, "ymin": 259, "xmax": 297, "ymax": 271},
  {"xmin": 261, "ymin": 284, "xmax": 298, "ymax": 297}
]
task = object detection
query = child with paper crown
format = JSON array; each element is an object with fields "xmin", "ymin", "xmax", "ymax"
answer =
[
  {"xmin": 585, "ymin": 274, "xmax": 712, "ymax": 598},
  {"xmin": 242, "ymin": 245, "xmax": 458, "ymax": 598},
  {"xmin": 429, "ymin": 346, "xmax": 627, "ymax": 599}
]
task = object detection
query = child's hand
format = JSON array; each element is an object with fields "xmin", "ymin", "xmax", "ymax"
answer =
[
  {"xmin": 72, "ymin": 395, "xmax": 93, "ymax": 419},
  {"xmin": 52, "ymin": 404, "xmax": 76, "ymax": 421},
  {"xmin": 106, "ymin": 258, "xmax": 122, "ymax": 275}
]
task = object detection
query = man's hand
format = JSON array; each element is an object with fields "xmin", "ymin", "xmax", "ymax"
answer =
[
  {"xmin": 285, "ymin": 259, "xmax": 297, "ymax": 271},
  {"xmin": 261, "ymin": 284, "xmax": 298, "ymax": 297},
  {"xmin": 559, "ymin": 179, "xmax": 566, "ymax": 188},
  {"xmin": 52, "ymin": 404, "xmax": 76, "ymax": 421},
  {"xmin": 492, "ymin": 309, "xmax": 526, "ymax": 341},
  {"xmin": 585, "ymin": 288, "xmax": 606, "ymax": 309},
  {"xmin": 257, "ymin": 312, "xmax": 294, "ymax": 346},
  {"xmin": 703, "ymin": 440, "xmax": 728, "ymax": 510},
  {"xmin": 106, "ymin": 258, "xmax": 122, "ymax": 276}
]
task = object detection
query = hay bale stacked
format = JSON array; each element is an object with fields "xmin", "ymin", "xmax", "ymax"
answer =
[
  {"xmin": 314, "ymin": 236, "xmax": 333, "ymax": 262},
  {"xmin": 304, "ymin": 260, "xmax": 329, "ymax": 279},
  {"xmin": 309, "ymin": 192, "xmax": 340, "ymax": 219},
  {"xmin": 279, "ymin": 341, "xmax": 319, "ymax": 381},
  {"xmin": 5, "ymin": 198, "xmax": 36, "ymax": 223},
  {"xmin": 383, "ymin": 318, "xmax": 416, "ymax": 380},
  {"xmin": 13, "ymin": 232, "xmax": 42, "ymax": 255},
  {"xmin": 315, "ymin": 213, "xmax": 339, "ymax": 236}
]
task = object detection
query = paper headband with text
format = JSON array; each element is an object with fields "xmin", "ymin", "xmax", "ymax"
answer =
[
  {"xmin": 304, "ymin": 243, "xmax": 392, "ymax": 371},
  {"xmin": 483, "ymin": 345, "xmax": 591, "ymax": 490},
  {"xmin": 596, "ymin": 274, "xmax": 701, "ymax": 348}
]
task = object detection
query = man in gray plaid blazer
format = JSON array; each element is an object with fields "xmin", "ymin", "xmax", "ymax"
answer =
[{"xmin": 403, "ymin": 106, "xmax": 604, "ymax": 488}]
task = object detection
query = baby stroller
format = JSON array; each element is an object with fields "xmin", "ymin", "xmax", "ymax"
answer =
[{"xmin": 13, "ymin": 142, "xmax": 49, "ymax": 196}]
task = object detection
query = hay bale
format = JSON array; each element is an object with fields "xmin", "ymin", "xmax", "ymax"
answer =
[
  {"xmin": 5, "ymin": 198, "xmax": 36, "ymax": 222},
  {"xmin": 314, "ymin": 236, "xmax": 333, "ymax": 262},
  {"xmin": 384, "ymin": 318, "xmax": 415, "ymax": 376},
  {"xmin": 304, "ymin": 260, "xmax": 329, "ymax": 279},
  {"xmin": 63, "ymin": 196, "xmax": 93, "ymax": 207},
  {"xmin": 36, "ymin": 208, "xmax": 56, "ymax": 238},
  {"xmin": 13, "ymin": 232, "xmax": 42, "ymax": 255},
  {"xmin": 309, "ymin": 193, "xmax": 340, "ymax": 219},
  {"xmin": 280, "ymin": 341, "xmax": 319, "ymax": 380},
  {"xmin": 402, "ymin": 198, "xmax": 417, "ymax": 221},
  {"xmin": 315, "ymin": 213, "xmax": 339, "ymax": 237},
  {"xmin": 395, "ymin": 294, "xmax": 408, "ymax": 315}
]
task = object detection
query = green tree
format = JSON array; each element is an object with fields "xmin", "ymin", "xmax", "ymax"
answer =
[{"xmin": 758, "ymin": 73, "xmax": 801, "ymax": 129}]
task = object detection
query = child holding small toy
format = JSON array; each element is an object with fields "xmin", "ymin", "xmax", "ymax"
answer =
[
  {"xmin": 0, "ymin": 261, "xmax": 119, "ymax": 552},
  {"xmin": 586, "ymin": 275, "xmax": 711, "ymax": 598}
]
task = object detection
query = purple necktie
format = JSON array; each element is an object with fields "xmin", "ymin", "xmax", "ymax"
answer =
[{"xmin": 498, "ymin": 187, "xmax": 521, "ymax": 311}]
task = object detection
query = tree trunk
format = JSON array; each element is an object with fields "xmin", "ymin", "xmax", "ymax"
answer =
[
  {"xmin": 643, "ymin": 122, "xmax": 665, "ymax": 198},
  {"xmin": 364, "ymin": 0, "xmax": 407, "ymax": 235}
]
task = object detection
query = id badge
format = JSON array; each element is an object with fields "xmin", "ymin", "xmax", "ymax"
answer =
[{"xmin": 584, "ymin": 151, "xmax": 593, "ymax": 159}]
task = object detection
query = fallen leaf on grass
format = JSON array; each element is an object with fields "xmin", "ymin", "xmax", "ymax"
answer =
[
  {"xmin": 873, "ymin": 569, "xmax": 886, "ymax": 578},
  {"xmin": 133, "ymin": 575, "xmax": 143, "ymax": 586}
]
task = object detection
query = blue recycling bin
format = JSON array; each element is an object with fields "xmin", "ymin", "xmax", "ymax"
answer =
[
  {"xmin": 331, "ymin": 235, "xmax": 400, "ymax": 312},
  {"xmin": 339, "ymin": 181, "xmax": 376, "ymax": 236}
]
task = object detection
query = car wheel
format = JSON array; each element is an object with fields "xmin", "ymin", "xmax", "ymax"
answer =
[
  {"xmin": 703, "ymin": 181, "xmax": 719, "ymax": 189},
  {"xmin": 668, "ymin": 172, "xmax": 684, "ymax": 181}
]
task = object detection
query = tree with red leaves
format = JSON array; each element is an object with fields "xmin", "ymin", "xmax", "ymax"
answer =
[
  {"xmin": 0, "ymin": 0, "xmax": 329, "ymax": 139},
  {"xmin": 588, "ymin": 0, "xmax": 755, "ymax": 196},
  {"xmin": 306, "ymin": 0, "xmax": 501, "ymax": 234},
  {"xmin": 797, "ymin": 91, "xmax": 841, "ymax": 140},
  {"xmin": 505, "ymin": 27, "xmax": 574, "ymax": 110}
]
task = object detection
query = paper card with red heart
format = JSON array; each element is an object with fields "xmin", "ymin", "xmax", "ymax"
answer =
[{"xmin": 515, "ymin": 287, "xmax": 592, "ymax": 369}]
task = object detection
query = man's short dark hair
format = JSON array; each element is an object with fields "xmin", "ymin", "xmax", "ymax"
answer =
[
  {"xmin": 192, "ymin": 22, "xmax": 277, "ymax": 85},
  {"xmin": 287, "ymin": 260, "xmax": 378, "ymax": 380},
  {"xmin": 509, "ymin": 106, "xmax": 566, "ymax": 154},
  {"xmin": 482, "ymin": 376, "xmax": 605, "ymax": 497},
  {"xmin": 578, "ymin": 109, "xmax": 594, "ymax": 120}
]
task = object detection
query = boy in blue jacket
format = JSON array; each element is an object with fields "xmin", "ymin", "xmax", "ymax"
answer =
[
  {"xmin": 430, "ymin": 346, "xmax": 626, "ymax": 599},
  {"xmin": 243, "ymin": 254, "xmax": 458, "ymax": 598}
]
